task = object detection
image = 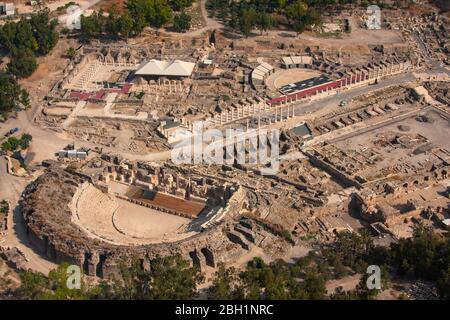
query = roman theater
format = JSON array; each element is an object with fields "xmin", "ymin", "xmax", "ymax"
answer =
[{"xmin": 20, "ymin": 157, "xmax": 249, "ymax": 278}]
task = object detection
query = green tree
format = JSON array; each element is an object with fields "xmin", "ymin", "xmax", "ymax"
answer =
[
  {"xmin": 323, "ymin": 230, "xmax": 374, "ymax": 272},
  {"xmin": 285, "ymin": 0, "xmax": 308, "ymax": 22},
  {"xmin": 17, "ymin": 269, "xmax": 49, "ymax": 299},
  {"xmin": 132, "ymin": 12, "xmax": 147, "ymax": 35},
  {"xmin": 119, "ymin": 12, "xmax": 134, "ymax": 39},
  {"xmin": 285, "ymin": 0, "xmax": 321, "ymax": 35},
  {"xmin": 437, "ymin": 267, "xmax": 450, "ymax": 299},
  {"xmin": 19, "ymin": 133, "xmax": 33, "ymax": 149},
  {"xmin": 29, "ymin": 9, "xmax": 59, "ymax": 55},
  {"xmin": 355, "ymin": 264, "xmax": 390, "ymax": 300},
  {"xmin": 169, "ymin": 0, "xmax": 193, "ymax": 11},
  {"xmin": 238, "ymin": 258, "xmax": 305, "ymax": 300},
  {"xmin": 2, "ymin": 137, "xmax": 21, "ymax": 152},
  {"xmin": 208, "ymin": 264, "xmax": 243, "ymax": 299},
  {"xmin": 257, "ymin": 12, "xmax": 273, "ymax": 34},
  {"xmin": 274, "ymin": 0, "xmax": 287, "ymax": 12},
  {"xmin": 110, "ymin": 255, "xmax": 202, "ymax": 300},
  {"xmin": 209, "ymin": 29, "xmax": 216, "ymax": 46},
  {"xmin": 80, "ymin": 11, "xmax": 105, "ymax": 41},
  {"xmin": 66, "ymin": 47, "xmax": 76, "ymax": 60},
  {"xmin": 303, "ymin": 269, "xmax": 327, "ymax": 299},
  {"xmin": 238, "ymin": 8, "xmax": 258, "ymax": 37},
  {"xmin": 0, "ymin": 19, "xmax": 38, "ymax": 53},
  {"xmin": 18, "ymin": 264, "xmax": 90, "ymax": 300},
  {"xmin": 0, "ymin": 10, "xmax": 58, "ymax": 55},
  {"xmin": 105, "ymin": 5, "xmax": 121, "ymax": 38},
  {"xmin": 7, "ymin": 49, "xmax": 38, "ymax": 78},
  {"xmin": 390, "ymin": 225, "xmax": 449, "ymax": 280},
  {"xmin": 127, "ymin": 0, "xmax": 173, "ymax": 29},
  {"xmin": 45, "ymin": 264, "xmax": 89, "ymax": 299},
  {"xmin": 0, "ymin": 72, "xmax": 29, "ymax": 117},
  {"xmin": 1, "ymin": 134, "xmax": 33, "ymax": 152},
  {"xmin": 173, "ymin": 12, "xmax": 191, "ymax": 32}
]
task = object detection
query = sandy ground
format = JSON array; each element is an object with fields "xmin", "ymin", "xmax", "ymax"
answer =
[
  {"xmin": 0, "ymin": 258, "xmax": 21, "ymax": 292},
  {"xmin": 14, "ymin": 0, "xmax": 101, "ymax": 14},
  {"xmin": 73, "ymin": 183, "xmax": 198, "ymax": 245},
  {"xmin": 326, "ymin": 274, "xmax": 361, "ymax": 295},
  {"xmin": 282, "ymin": 244, "xmax": 311, "ymax": 263},
  {"xmin": 113, "ymin": 198, "xmax": 192, "ymax": 241},
  {"xmin": 92, "ymin": 0, "xmax": 127, "ymax": 13}
]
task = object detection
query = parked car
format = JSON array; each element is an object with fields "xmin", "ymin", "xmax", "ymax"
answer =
[{"xmin": 5, "ymin": 127, "xmax": 19, "ymax": 137}]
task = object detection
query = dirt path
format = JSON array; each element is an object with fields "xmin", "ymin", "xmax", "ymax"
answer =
[
  {"xmin": 326, "ymin": 274, "xmax": 361, "ymax": 295},
  {"xmin": 0, "ymin": 157, "xmax": 57, "ymax": 275},
  {"xmin": 46, "ymin": 0, "xmax": 102, "ymax": 12}
]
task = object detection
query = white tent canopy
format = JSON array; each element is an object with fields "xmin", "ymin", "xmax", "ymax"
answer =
[{"xmin": 135, "ymin": 59, "xmax": 196, "ymax": 77}]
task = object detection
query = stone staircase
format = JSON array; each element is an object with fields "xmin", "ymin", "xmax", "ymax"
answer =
[
  {"xmin": 75, "ymin": 185, "xmax": 120, "ymax": 242},
  {"xmin": 72, "ymin": 62, "xmax": 101, "ymax": 90},
  {"xmin": 226, "ymin": 217, "xmax": 264, "ymax": 250}
]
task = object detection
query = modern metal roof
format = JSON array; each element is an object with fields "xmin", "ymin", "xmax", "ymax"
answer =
[
  {"xmin": 282, "ymin": 56, "xmax": 313, "ymax": 66},
  {"xmin": 279, "ymin": 74, "xmax": 331, "ymax": 95},
  {"xmin": 251, "ymin": 62, "xmax": 275, "ymax": 82},
  {"xmin": 135, "ymin": 59, "xmax": 195, "ymax": 77}
]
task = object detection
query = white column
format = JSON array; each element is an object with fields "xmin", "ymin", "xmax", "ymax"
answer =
[{"xmin": 274, "ymin": 106, "xmax": 277, "ymax": 123}]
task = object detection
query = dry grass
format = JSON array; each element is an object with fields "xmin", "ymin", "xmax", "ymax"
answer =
[{"xmin": 92, "ymin": 0, "xmax": 127, "ymax": 13}]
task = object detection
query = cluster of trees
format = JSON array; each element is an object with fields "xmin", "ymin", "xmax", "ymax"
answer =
[
  {"xmin": 0, "ymin": 200, "xmax": 8, "ymax": 214},
  {"xmin": 207, "ymin": 0, "xmax": 324, "ymax": 36},
  {"xmin": 0, "ymin": 9, "xmax": 58, "ymax": 78},
  {"xmin": 126, "ymin": 0, "xmax": 194, "ymax": 32},
  {"xmin": 235, "ymin": 8, "xmax": 274, "ymax": 36},
  {"xmin": 17, "ymin": 255, "xmax": 202, "ymax": 300},
  {"xmin": 18, "ymin": 263, "xmax": 90, "ymax": 300},
  {"xmin": 390, "ymin": 226, "xmax": 450, "ymax": 299},
  {"xmin": 209, "ymin": 257, "xmax": 327, "ymax": 300},
  {"xmin": 208, "ymin": 0, "xmax": 412, "ymax": 36},
  {"xmin": 173, "ymin": 12, "xmax": 192, "ymax": 33},
  {"xmin": 0, "ymin": 72, "xmax": 30, "ymax": 118},
  {"xmin": 285, "ymin": 0, "xmax": 322, "ymax": 34},
  {"xmin": 80, "ymin": 0, "xmax": 194, "ymax": 41},
  {"xmin": 209, "ymin": 226, "xmax": 450, "ymax": 300},
  {"xmin": 80, "ymin": 8, "xmax": 135, "ymax": 41},
  {"xmin": 93, "ymin": 255, "xmax": 202, "ymax": 299},
  {"xmin": 169, "ymin": 0, "xmax": 194, "ymax": 11},
  {"xmin": 14, "ymin": 226, "xmax": 450, "ymax": 300},
  {"xmin": 1, "ymin": 133, "xmax": 33, "ymax": 152},
  {"xmin": 323, "ymin": 226, "xmax": 450, "ymax": 299}
]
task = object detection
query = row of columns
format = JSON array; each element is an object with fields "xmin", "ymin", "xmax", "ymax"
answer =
[
  {"xmin": 101, "ymin": 59, "xmax": 140, "ymax": 67},
  {"xmin": 273, "ymin": 61, "xmax": 411, "ymax": 106},
  {"xmin": 211, "ymin": 101, "xmax": 270, "ymax": 126}
]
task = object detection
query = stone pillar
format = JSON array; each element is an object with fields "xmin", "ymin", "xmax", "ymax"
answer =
[{"xmin": 87, "ymin": 253, "xmax": 99, "ymax": 277}]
